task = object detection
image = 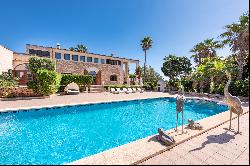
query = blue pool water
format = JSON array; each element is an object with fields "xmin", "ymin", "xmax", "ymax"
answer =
[{"xmin": 0, "ymin": 98, "xmax": 228, "ymax": 164}]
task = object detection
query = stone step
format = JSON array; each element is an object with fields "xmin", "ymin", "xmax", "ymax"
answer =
[
  {"xmin": 90, "ymin": 87, "xmax": 104, "ymax": 89},
  {"xmin": 89, "ymin": 90, "xmax": 104, "ymax": 93},
  {"xmin": 90, "ymin": 85, "xmax": 104, "ymax": 87}
]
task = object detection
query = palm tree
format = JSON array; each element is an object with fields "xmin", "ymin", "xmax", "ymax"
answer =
[
  {"xmin": 203, "ymin": 38, "xmax": 222, "ymax": 58},
  {"xmin": 220, "ymin": 12, "xmax": 249, "ymax": 79},
  {"xmin": 141, "ymin": 37, "xmax": 153, "ymax": 83},
  {"xmin": 190, "ymin": 42, "xmax": 206, "ymax": 65},
  {"xmin": 76, "ymin": 44, "xmax": 88, "ymax": 53},
  {"xmin": 69, "ymin": 47, "xmax": 75, "ymax": 51},
  {"xmin": 190, "ymin": 38, "xmax": 222, "ymax": 65}
]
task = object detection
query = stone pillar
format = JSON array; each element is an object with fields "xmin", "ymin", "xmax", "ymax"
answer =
[
  {"xmin": 124, "ymin": 62, "xmax": 129, "ymax": 85},
  {"xmin": 135, "ymin": 61, "xmax": 139, "ymax": 85},
  {"xmin": 135, "ymin": 62, "xmax": 139, "ymax": 69},
  {"xmin": 126, "ymin": 63, "xmax": 130, "ymax": 85},
  {"xmin": 127, "ymin": 77, "xmax": 131, "ymax": 86}
]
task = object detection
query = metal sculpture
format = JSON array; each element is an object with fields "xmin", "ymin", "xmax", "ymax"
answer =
[
  {"xmin": 224, "ymin": 72, "xmax": 244, "ymax": 133},
  {"xmin": 187, "ymin": 119, "xmax": 203, "ymax": 130},
  {"xmin": 157, "ymin": 128, "xmax": 175, "ymax": 146},
  {"xmin": 176, "ymin": 95, "xmax": 185, "ymax": 134}
]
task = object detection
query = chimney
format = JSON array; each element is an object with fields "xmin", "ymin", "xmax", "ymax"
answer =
[{"xmin": 56, "ymin": 43, "xmax": 61, "ymax": 49}]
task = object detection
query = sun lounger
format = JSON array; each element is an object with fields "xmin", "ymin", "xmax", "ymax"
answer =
[
  {"xmin": 111, "ymin": 88, "xmax": 119, "ymax": 94},
  {"xmin": 132, "ymin": 88, "xmax": 137, "ymax": 93},
  {"xmin": 123, "ymin": 88, "xmax": 128, "ymax": 93},
  {"xmin": 127, "ymin": 88, "xmax": 135, "ymax": 93},
  {"xmin": 117, "ymin": 88, "xmax": 125, "ymax": 93},
  {"xmin": 125, "ymin": 88, "xmax": 132, "ymax": 94},
  {"xmin": 137, "ymin": 87, "xmax": 144, "ymax": 93},
  {"xmin": 64, "ymin": 82, "xmax": 80, "ymax": 95}
]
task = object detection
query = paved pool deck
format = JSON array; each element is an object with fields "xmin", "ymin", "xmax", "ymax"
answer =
[
  {"xmin": 140, "ymin": 112, "xmax": 249, "ymax": 165},
  {"xmin": 0, "ymin": 92, "xmax": 249, "ymax": 165}
]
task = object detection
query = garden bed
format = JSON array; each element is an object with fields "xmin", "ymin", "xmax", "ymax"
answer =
[{"xmin": 0, "ymin": 87, "xmax": 42, "ymax": 99}]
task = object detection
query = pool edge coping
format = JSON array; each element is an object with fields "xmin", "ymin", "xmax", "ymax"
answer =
[{"xmin": 0, "ymin": 95, "xmax": 227, "ymax": 113}]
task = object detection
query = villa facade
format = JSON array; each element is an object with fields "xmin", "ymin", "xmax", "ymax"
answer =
[
  {"xmin": 0, "ymin": 45, "xmax": 13, "ymax": 74},
  {"xmin": 1, "ymin": 44, "xmax": 140, "ymax": 85}
]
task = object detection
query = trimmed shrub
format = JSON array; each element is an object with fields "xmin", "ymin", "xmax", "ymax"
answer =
[
  {"xmin": 59, "ymin": 74, "xmax": 93, "ymax": 92},
  {"xmin": 103, "ymin": 85, "xmax": 141, "ymax": 91},
  {"xmin": 217, "ymin": 84, "xmax": 225, "ymax": 95},
  {"xmin": 177, "ymin": 78, "xmax": 194, "ymax": 92},
  {"xmin": 27, "ymin": 80, "xmax": 39, "ymax": 93},
  {"xmin": 229, "ymin": 77, "xmax": 249, "ymax": 97},
  {"xmin": 210, "ymin": 82, "xmax": 215, "ymax": 94},
  {"xmin": 0, "ymin": 72, "xmax": 18, "ymax": 88},
  {"xmin": 29, "ymin": 69, "xmax": 61, "ymax": 96},
  {"xmin": 28, "ymin": 56, "xmax": 56, "ymax": 74},
  {"xmin": 60, "ymin": 74, "xmax": 93, "ymax": 86}
]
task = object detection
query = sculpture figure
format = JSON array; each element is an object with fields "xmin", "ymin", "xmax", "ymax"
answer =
[
  {"xmin": 224, "ymin": 72, "xmax": 244, "ymax": 133},
  {"xmin": 187, "ymin": 119, "xmax": 203, "ymax": 130},
  {"xmin": 157, "ymin": 128, "xmax": 175, "ymax": 146},
  {"xmin": 176, "ymin": 95, "xmax": 185, "ymax": 133}
]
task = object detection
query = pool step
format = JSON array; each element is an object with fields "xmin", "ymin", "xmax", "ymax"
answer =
[{"xmin": 89, "ymin": 85, "xmax": 105, "ymax": 93}]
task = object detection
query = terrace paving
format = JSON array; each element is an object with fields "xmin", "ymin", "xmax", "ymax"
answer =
[{"xmin": 140, "ymin": 112, "xmax": 249, "ymax": 165}]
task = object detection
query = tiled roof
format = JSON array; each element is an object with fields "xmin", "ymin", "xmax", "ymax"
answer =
[{"xmin": 14, "ymin": 52, "xmax": 29, "ymax": 55}]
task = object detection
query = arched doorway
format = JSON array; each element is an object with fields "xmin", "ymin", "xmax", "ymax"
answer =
[
  {"xmin": 86, "ymin": 67, "xmax": 101, "ymax": 85},
  {"xmin": 89, "ymin": 71, "xmax": 97, "ymax": 85},
  {"xmin": 13, "ymin": 63, "xmax": 31, "ymax": 85}
]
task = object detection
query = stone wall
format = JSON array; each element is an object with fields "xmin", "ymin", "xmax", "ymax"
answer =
[
  {"xmin": 56, "ymin": 60, "xmax": 124, "ymax": 85},
  {"xmin": 0, "ymin": 87, "xmax": 40, "ymax": 98}
]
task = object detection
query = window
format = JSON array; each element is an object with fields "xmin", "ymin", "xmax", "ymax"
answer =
[
  {"xmin": 101, "ymin": 59, "xmax": 105, "ymax": 64},
  {"xmin": 80, "ymin": 56, "xmax": 85, "ymax": 62},
  {"xmin": 110, "ymin": 75, "xmax": 117, "ymax": 81},
  {"xmin": 94, "ymin": 58, "xmax": 99, "ymax": 63},
  {"xmin": 27, "ymin": 72, "xmax": 33, "ymax": 81},
  {"xmin": 72, "ymin": 55, "xmax": 78, "ymax": 61},
  {"xmin": 19, "ymin": 72, "xmax": 24, "ymax": 78},
  {"xmin": 62, "ymin": 72, "xmax": 72, "ymax": 75},
  {"xmin": 64, "ymin": 54, "xmax": 70, "ymax": 60},
  {"xmin": 55, "ymin": 52, "xmax": 61, "ymax": 59},
  {"xmin": 87, "ymin": 57, "xmax": 92, "ymax": 62},
  {"xmin": 29, "ymin": 49, "xmax": 50, "ymax": 58},
  {"xmin": 106, "ymin": 59, "xmax": 120, "ymax": 65}
]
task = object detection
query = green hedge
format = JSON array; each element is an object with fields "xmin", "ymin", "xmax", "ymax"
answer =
[
  {"xmin": 103, "ymin": 85, "xmax": 142, "ymax": 91},
  {"xmin": 60, "ymin": 74, "xmax": 93, "ymax": 86},
  {"xmin": 28, "ymin": 69, "xmax": 61, "ymax": 96},
  {"xmin": 215, "ymin": 77, "xmax": 249, "ymax": 97},
  {"xmin": 229, "ymin": 77, "xmax": 249, "ymax": 97}
]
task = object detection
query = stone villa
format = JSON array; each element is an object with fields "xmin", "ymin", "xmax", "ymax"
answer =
[{"xmin": 0, "ymin": 44, "xmax": 140, "ymax": 85}]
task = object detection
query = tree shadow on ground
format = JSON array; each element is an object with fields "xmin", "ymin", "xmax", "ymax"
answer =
[{"xmin": 189, "ymin": 129, "xmax": 237, "ymax": 152}]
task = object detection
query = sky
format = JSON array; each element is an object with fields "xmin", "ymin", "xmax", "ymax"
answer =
[{"xmin": 0, "ymin": 0, "xmax": 249, "ymax": 79}]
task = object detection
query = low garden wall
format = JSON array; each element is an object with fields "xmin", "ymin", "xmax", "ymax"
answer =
[{"xmin": 0, "ymin": 87, "xmax": 41, "ymax": 98}]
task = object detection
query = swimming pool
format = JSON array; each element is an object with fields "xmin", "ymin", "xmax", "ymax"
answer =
[{"xmin": 0, "ymin": 97, "xmax": 228, "ymax": 164}]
